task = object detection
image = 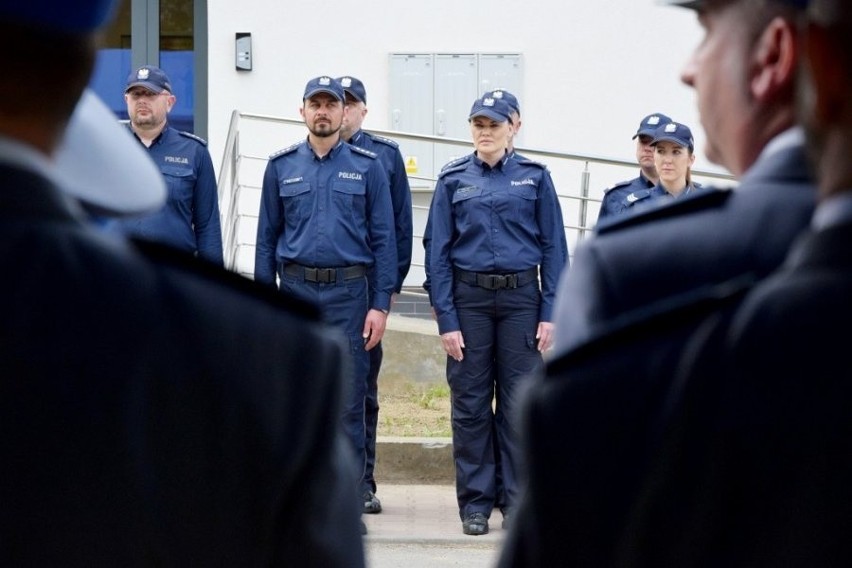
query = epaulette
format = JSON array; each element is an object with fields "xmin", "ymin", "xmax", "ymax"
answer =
[
  {"xmin": 514, "ymin": 156, "xmax": 547, "ymax": 170},
  {"xmin": 129, "ymin": 238, "xmax": 320, "ymax": 321},
  {"xmin": 438, "ymin": 160, "xmax": 471, "ymax": 179},
  {"xmin": 625, "ymin": 189, "xmax": 652, "ymax": 204},
  {"xmin": 603, "ymin": 179, "xmax": 632, "ymax": 194},
  {"xmin": 440, "ymin": 154, "xmax": 472, "ymax": 173},
  {"xmin": 350, "ymin": 145, "xmax": 378, "ymax": 159},
  {"xmin": 597, "ymin": 186, "xmax": 734, "ymax": 235},
  {"xmin": 364, "ymin": 131, "xmax": 399, "ymax": 149},
  {"xmin": 269, "ymin": 141, "xmax": 302, "ymax": 160},
  {"xmin": 178, "ymin": 130, "xmax": 208, "ymax": 146}
]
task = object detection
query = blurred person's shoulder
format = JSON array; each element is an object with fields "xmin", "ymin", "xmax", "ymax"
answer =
[{"xmin": 130, "ymin": 238, "xmax": 320, "ymax": 322}]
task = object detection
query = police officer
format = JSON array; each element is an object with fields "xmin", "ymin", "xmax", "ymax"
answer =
[
  {"xmin": 459, "ymin": 86, "xmax": 525, "ymax": 523},
  {"xmin": 254, "ymin": 76, "xmax": 397, "ymax": 533},
  {"xmin": 597, "ymin": 112, "xmax": 672, "ymax": 222},
  {"xmin": 647, "ymin": 121, "xmax": 698, "ymax": 197},
  {"xmin": 104, "ymin": 65, "xmax": 224, "ymax": 266},
  {"xmin": 336, "ymin": 75, "xmax": 413, "ymax": 515},
  {"xmin": 429, "ymin": 94, "xmax": 568, "ymax": 536}
]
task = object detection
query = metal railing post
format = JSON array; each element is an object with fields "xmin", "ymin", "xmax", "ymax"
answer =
[{"xmin": 578, "ymin": 162, "xmax": 591, "ymax": 242}]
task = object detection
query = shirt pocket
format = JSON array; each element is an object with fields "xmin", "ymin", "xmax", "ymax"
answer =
[
  {"xmin": 450, "ymin": 185, "xmax": 483, "ymax": 228},
  {"xmin": 332, "ymin": 180, "xmax": 367, "ymax": 221},
  {"xmin": 161, "ymin": 165, "xmax": 195, "ymax": 202},
  {"xmin": 279, "ymin": 181, "xmax": 313, "ymax": 219},
  {"xmin": 451, "ymin": 185, "xmax": 482, "ymax": 205},
  {"xmin": 508, "ymin": 184, "xmax": 537, "ymax": 219}
]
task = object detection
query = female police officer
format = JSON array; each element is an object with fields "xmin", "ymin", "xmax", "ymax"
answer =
[
  {"xmin": 429, "ymin": 94, "xmax": 568, "ymax": 536},
  {"xmin": 613, "ymin": 121, "xmax": 698, "ymax": 216},
  {"xmin": 650, "ymin": 121, "xmax": 697, "ymax": 199}
]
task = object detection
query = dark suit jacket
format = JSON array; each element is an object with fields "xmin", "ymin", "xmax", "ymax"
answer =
[
  {"xmin": 499, "ymin": 142, "xmax": 816, "ymax": 567},
  {"xmin": 620, "ymin": 223, "xmax": 852, "ymax": 567},
  {"xmin": 0, "ymin": 164, "xmax": 365, "ymax": 567},
  {"xmin": 497, "ymin": 280, "xmax": 752, "ymax": 567}
]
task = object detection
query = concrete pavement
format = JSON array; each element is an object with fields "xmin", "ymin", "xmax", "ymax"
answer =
[{"xmin": 363, "ymin": 484, "xmax": 506, "ymax": 568}]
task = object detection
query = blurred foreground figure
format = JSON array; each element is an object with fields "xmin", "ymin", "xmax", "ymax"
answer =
[
  {"xmin": 500, "ymin": 0, "xmax": 814, "ymax": 566},
  {"xmin": 0, "ymin": 2, "xmax": 364, "ymax": 566},
  {"xmin": 621, "ymin": 0, "xmax": 852, "ymax": 565}
]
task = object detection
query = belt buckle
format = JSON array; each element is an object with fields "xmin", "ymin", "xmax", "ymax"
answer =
[
  {"xmin": 489, "ymin": 274, "xmax": 507, "ymax": 289},
  {"xmin": 317, "ymin": 268, "xmax": 335, "ymax": 283}
]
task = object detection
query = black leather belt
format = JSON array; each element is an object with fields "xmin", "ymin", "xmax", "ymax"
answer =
[
  {"xmin": 454, "ymin": 267, "xmax": 538, "ymax": 290},
  {"xmin": 283, "ymin": 263, "xmax": 366, "ymax": 283}
]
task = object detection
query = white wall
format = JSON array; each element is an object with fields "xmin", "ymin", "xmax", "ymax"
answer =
[{"xmin": 206, "ymin": 0, "xmax": 725, "ymax": 179}]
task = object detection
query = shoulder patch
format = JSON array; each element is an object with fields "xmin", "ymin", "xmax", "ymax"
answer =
[
  {"xmin": 364, "ymin": 132, "xmax": 399, "ymax": 149},
  {"xmin": 438, "ymin": 161, "xmax": 470, "ymax": 179},
  {"xmin": 514, "ymin": 156, "xmax": 547, "ymax": 170},
  {"xmin": 603, "ymin": 179, "xmax": 632, "ymax": 193},
  {"xmin": 440, "ymin": 154, "xmax": 472, "ymax": 173},
  {"xmin": 178, "ymin": 131, "xmax": 207, "ymax": 146},
  {"xmin": 597, "ymin": 186, "xmax": 733, "ymax": 235},
  {"xmin": 626, "ymin": 190, "xmax": 652, "ymax": 204},
  {"xmin": 350, "ymin": 145, "xmax": 378, "ymax": 159},
  {"xmin": 269, "ymin": 141, "xmax": 302, "ymax": 160}
]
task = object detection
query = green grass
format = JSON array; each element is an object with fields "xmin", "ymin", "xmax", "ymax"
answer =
[{"xmin": 415, "ymin": 383, "xmax": 451, "ymax": 409}]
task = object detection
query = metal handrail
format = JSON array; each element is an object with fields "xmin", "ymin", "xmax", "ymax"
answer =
[
  {"xmin": 217, "ymin": 110, "xmax": 242, "ymax": 270},
  {"xmin": 216, "ymin": 110, "xmax": 737, "ymax": 275}
]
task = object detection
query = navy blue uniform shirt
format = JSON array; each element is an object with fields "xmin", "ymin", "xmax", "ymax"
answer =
[
  {"xmin": 422, "ymin": 150, "xmax": 532, "ymax": 303},
  {"xmin": 348, "ymin": 129, "xmax": 413, "ymax": 293},
  {"xmin": 597, "ymin": 171, "xmax": 655, "ymax": 222},
  {"xmin": 105, "ymin": 125, "xmax": 223, "ymax": 265},
  {"xmin": 254, "ymin": 138, "xmax": 397, "ymax": 312},
  {"xmin": 430, "ymin": 152, "xmax": 568, "ymax": 334}
]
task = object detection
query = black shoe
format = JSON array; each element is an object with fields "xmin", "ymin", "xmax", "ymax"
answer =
[
  {"xmin": 501, "ymin": 508, "xmax": 510, "ymax": 530},
  {"xmin": 363, "ymin": 491, "xmax": 382, "ymax": 514},
  {"xmin": 462, "ymin": 512, "xmax": 489, "ymax": 536},
  {"xmin": 360, "ymin": 519, "xmax": 368, "ymax": 535}
]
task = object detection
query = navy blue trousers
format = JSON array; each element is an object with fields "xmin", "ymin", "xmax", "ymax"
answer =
[
  {"xmin": 280, "ymin": 272, "xmax": 369, "ymax": 486},
  {"xmin": 362, "ymin": 343, "xmax": 382, "ymax": 494},
  {"xmin": 448, "ymin": 279, "xmax": 543, "ymax": 519}
]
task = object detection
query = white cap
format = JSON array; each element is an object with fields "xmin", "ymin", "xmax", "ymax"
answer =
[{"xmin": 54, "ymin": 89, "xmax": 166, "ymax": 216}]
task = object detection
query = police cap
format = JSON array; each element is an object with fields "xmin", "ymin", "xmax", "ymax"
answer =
[
  {"xmin": 483, "ymin": 89, "xmax": 520, "ymax": 116},
  {"xmin": 468, "ymin": 96, "xmax": 513, "ymax": 123},
  {"xmin": 633, "ymin": 112, "xmax": 672, "ymax": 140},
  {"xmin": 337, "ymin": 76, "xmax": 367, "ymax": 104},
  {"xmin": 303, "ymin": 76, "xmax": 345, "ymax": 102},
  {"xmin": 125, "ymin": 65, "xmax": 173, "ymax": 94},
  {"xmin": 651, "ymin": 122, "xmax": 695, "ymax": 153}
]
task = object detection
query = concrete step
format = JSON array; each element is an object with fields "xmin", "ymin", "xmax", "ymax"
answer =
[
  {"xmin": 375, "ymin": 314, "xmax": 455, "ymax": 485},
  {"xmin": 375, "ymin": 436, "xmax": 454, "ymax": 485}
]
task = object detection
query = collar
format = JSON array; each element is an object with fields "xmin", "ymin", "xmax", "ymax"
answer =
[
  {"xmin": 472, "ymin": 150, "xmax": 510, "ymax": 171},
  {"xmin": 755, "ymin": 126, "xmax": 804, "ymax": 165},
  {"xmin": 305, "ymin": 136, "xmax": 344, "ymax": 160},
  {"xmin": 129, "ymin": 123, "xmax": 169, "ymax": 147}
]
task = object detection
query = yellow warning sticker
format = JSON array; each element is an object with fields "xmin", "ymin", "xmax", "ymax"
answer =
[{"xmin": 405, "ymin": 156, "xmax": 418, "ymax": 175}]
